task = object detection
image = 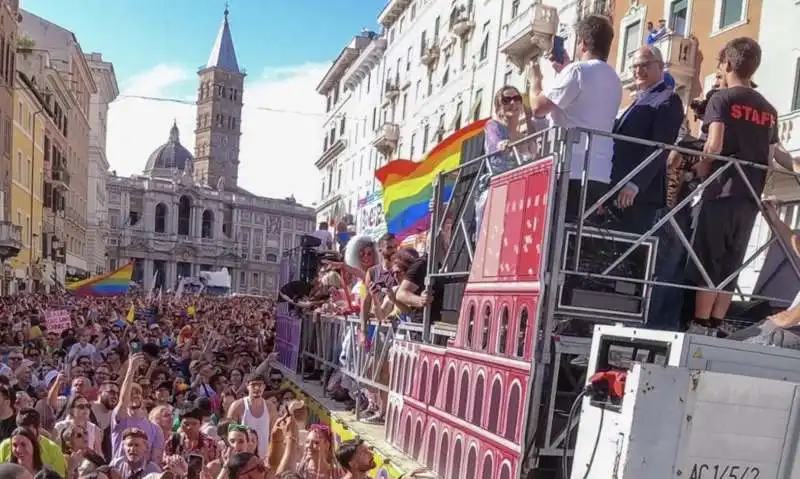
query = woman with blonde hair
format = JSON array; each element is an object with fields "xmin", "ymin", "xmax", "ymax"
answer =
[{"xmin": 475, "ymin": 85, "xmax": 545, "ymax": 235}]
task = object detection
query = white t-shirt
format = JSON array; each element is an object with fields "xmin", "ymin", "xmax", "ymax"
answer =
[
  {"xmin": 545, "ymin": 59, "xmax": 622, "ymax": 184},
  {"xmin": 311, "ymin": 229, "xmax": 333, "ymax": 250}
]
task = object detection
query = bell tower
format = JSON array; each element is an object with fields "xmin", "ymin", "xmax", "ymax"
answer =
[{"xmin": 194, "ymin": 6, "xmax": 245, "ymax": 189}]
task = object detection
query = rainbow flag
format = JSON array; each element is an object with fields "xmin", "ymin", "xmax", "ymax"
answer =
[
  {"xmin": 67, "ymin": 262, "xmax": 134, "ymax": 297},
  {"xmin": 375, "ymin": 119, "xmax": 488, "ymax": 240}
]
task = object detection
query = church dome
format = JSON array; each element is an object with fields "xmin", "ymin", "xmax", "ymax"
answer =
[{"xmin": 144, "ymin": 122, "xmax": 194, "ymax": 175}]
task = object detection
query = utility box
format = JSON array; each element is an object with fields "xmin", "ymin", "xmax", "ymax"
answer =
[
  {"xmin": 572, "ymin": 363, "xmax": 800, "ymax": 478},
  {"xmin": 587, "ymin": 325, "xmax": 800, "ymax": 384}
]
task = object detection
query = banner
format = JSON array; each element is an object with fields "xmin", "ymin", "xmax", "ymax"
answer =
[
  {"xmin": 45, "ymin": 309, "xmax": 71, "ymax": 334},
  {"xmin": 357, "ymin": 191, "xmax": 387, "ymax": 240}
]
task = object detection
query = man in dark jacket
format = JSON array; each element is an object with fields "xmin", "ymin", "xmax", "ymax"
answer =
[{"xmin": 611, "ymin": 46, "xmax": 685, "ymax": 234}]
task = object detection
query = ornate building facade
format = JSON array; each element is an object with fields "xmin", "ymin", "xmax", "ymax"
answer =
[{"xmin": 104, "ymin": 8, "xmax": 314, "ymax": 296}]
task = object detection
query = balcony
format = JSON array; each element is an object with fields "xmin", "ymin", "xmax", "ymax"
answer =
[
  {"xmin": 52, "ymin": 167, "xmax": 70, "ymax": 190},
  {"xmin": 315, "ymin": 138, "xmax": 347, "ymax": 170},
  {"xmin": 0, "ymin": 221, "xmax": 22, "ymax": 261},
  {"xmin": 383, "ymin": 80, "xmax": 400, "ymax": 103},
  {"xmin": 500, "ymin": 3, "xmax": 559, "ymax": 71},
  {"xmin": 420, "ymin": 45, "xmax": 440, "ymax": 67},
  {"xmin": 779, "ymin": 110, "xmax": 800, "ymax": 156},
  {"xmin": 372, "ymin": 122, "xmax": 400, "ymax": 155},
  {"xmin": 652, "ymin": 33, "xmax": 698, "ymax": 86},
  {"xmin": 450, "ymin": 5, "xmax": 475, "ymax": 36}
]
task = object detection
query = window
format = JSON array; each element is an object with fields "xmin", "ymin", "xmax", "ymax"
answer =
[
  {"xmin": 401, "ymin": 93, "xmax": 408, "ymax": 119},
  {"xmin": 422, "ymin": 124, "xmax": 430, "ymax": 153},
  {"xmin": 406, "ymin": 47, "xmax": 413, "ymax": 71},
  {"xmin": 155, "ymin": 203, "xmax": 167, "ymax": 233},
  {"xmin": 622, "ymin": 21, "xmax": 642, "ymax": 71},
  {"xmin": 479, "ymin": 22, "xmax": 490, "ymax": 61},
  {"xmin": 472, "ymin": 88, "xmax": 483, "ymax": 121},
  {"xmin": 410, "ymin": 3, "xmax": 416, "ymax": 19},
  {"xmin": 511, "ymin": 0, "xmax": 521, "ymax": 17},
  {"xmin": 792, "ymin": 59, "xmax": 800, "ymax": 112},
  {"xmin": 497, "ymin": 307, "xmax": 509, "ymax": 354},
  {"xmin": 504, "ymin": 70, "xmax": 513, "ymax": 86},
  {"xmin": 420, "ymin": 30, "xmax": 427, "ymax": 56},
  {"xmin": 434, "ymin": 16, "xmax": 441, "ymax": 44},
  {"xmin": 717, "ymin": 0, "xmax": 744, "ymax": 30},
  {"xmin": 466, "ymin": 305, "xmax": 475, "ymax": 347},
  {"xmin": 481, "ymin": 305, "xmax": 490, "ymax": 350},
  {"xmin": 668, "ymin": 0, "xmax": 689, "ymax": 35},
  {"xmin": 410, "ymin": 133, "xmax": 416, "ymax": 160}
]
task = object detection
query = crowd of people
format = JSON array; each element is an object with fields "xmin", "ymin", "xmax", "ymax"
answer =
[{"xmin": 0, "ymin": 292, "xmax": 389, "ymax": 479}]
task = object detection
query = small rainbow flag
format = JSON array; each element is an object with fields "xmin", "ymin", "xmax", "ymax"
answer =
[
  {"xmin": 68, "ymin": 262, "xmax": 134, "ymax": 297},
  {"xmin": 375, "ymin": 119, "xmax": 488, "ymax": 240}
]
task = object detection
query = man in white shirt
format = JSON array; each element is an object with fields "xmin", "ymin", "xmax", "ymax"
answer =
[
  {"xmin": 311, "ymin": 222, "xmax": 334, "ymax": 251},
  {"xmin": 529, "ymin": 14, "xmax": 622, "ymax": 220}
]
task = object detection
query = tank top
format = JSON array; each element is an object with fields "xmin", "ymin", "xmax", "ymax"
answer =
[{"xmin": 242, "ymin": 397, "xmax": 270, "ymax": 456}]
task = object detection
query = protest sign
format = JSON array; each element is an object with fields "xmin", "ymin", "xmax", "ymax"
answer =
[{"xmin": 45, "ymin": 309, "xmax": 71, "ymax": 334}]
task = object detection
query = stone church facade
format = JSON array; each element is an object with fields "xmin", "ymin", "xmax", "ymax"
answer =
[{"xmin": 105, "ymin": 8, "xmax": 314, "ymax": 296}]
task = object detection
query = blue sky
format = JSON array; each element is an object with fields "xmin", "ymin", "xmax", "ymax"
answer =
[{"xmin": 19, "ymin": 0, "xmax": 388, "ymax": 205}]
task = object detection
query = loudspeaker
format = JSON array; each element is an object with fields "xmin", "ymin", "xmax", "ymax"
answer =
[
  {"xmin": 301, "ymin": 234, "xmax": 322, "ymax": 248},
  {"xmin": 299, "ymin": 248, "xmax": 319, "ymax": 284}
]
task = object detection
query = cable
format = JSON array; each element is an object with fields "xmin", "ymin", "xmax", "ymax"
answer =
[{"xmin": 561, "ymin": 388, "xmax": 588, "ymax": 479}]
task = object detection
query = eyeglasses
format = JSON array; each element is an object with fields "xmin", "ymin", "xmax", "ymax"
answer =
[
  {"xmin": 630, "ymin": 60, "xmax": 657, "ymax": 71},
  {"xmin": 501, "ymin": 94, "xmax": 522, "ymax": 105}
]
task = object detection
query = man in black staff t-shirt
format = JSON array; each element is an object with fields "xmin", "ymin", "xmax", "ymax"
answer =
[
  {"xmin": 396, "ymin": 255, "xmax": 443, "ymax": 324},
  {"xmin": 688, "ymin": 37, "xmax": 779, "ymax": 332}
]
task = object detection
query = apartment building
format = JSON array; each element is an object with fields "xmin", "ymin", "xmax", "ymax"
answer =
[
  {"xmin": 314, "ymin": 0, "xmax": 567, "ymax": 228},
  {"xmin": 85, "ymin": 52, "xmax": 118, "ymax": 275},
  {"xmin": 315, "ymin": 31, "xmax": 380, "ymax": 224},
  {"xmin": 0, "ymin": 0, "xmax": 24, "ymax": 294},
  {"xmin": 607, "ymin": 0, "xmax": 763, "ymax": 115},
  {"xmin": 9, "ymin": 72, "xmax": 45, "ymax": 292},
  {"xmin": 21, "ymin": 10, "xmax": 97, "ymax": 282}
]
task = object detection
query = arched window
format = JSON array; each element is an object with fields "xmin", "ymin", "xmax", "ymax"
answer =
[
  {"xmin": 430, "ymin": 364, "xmax": 440, "ymax": 407},
  {"xmin": 445, "ymin": 367, "xmax": 456, "ymax": 413},
  {"xmin": 403, "ymin": 415, "xmax": 412, "ymax": 453},
  {"xmin": 481, "ymin": 304, "xmax": 491, "ymax": 350},
  {"xmin": 437, "ymin": 432, "xmax": 449, "ymax": 477},
  {"xmin": 457, "ymin": 370, "xmax": 469, "ymax": 418},
  {"xmin": 154, "ymin": 203, "xmax": 167, "ymax": 233},
  {"xmin": 497, "ymin": 306, "xmax": 509, "ymax": 354},
  {"xmin": 472, "ymin": 374, "xmax": 484, "ymax": 426},
  {"xmin": 516, "ymin": 307, "xmax": 529, "ymax": 358},
  {"xmin": 481, "ymin": 454, "xmax": 494, "ymax": 479},
  {"xmin": 466, "ymin": 448, "xmax": 477, "ymax": 478},
  {"xmin": 413, "ymin": 421, "xmax": 423, "ymax": 459},
  {"xmin": 178, "ymin": 196, "xmax": 191, "ymax": 236},
  {"xmin": 466, "ymin": 303, "xmax": 475, "ymax": 347},
  {"xmin": 487, "ymin": 378, "xmax": 502, "ymax": 434},
  {"xmin": 499, "ymin": 463, "xmax": 511, "ymax": 479},
  {"xmin": 201, "ymin": 210, "xmax": 214, "ymax": 238},
  {"xmin": 425, "ymin": 428, "xmax": 437, "ymax": 469},
  {"xmin": 419, "ymin": 361, "xmax": 429, "ymax": 402},
  {"xmin": 265, "ymin": 253, "xmax": 278, "ymax": 262},
  {"xmin": 505, "ymin": 383, "xmax": 522, "ymax": 442},
  {"xmin": 450, "ymin": 440, "xmax": 463, "ymax": 479}
]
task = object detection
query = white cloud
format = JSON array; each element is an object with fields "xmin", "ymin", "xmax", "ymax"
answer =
[{"xmin": 106, "ymin": 62, "xmax": 329, "ymax": 206}]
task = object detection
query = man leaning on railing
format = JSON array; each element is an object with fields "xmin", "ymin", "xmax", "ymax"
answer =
[{"xmin": 688, "ymin": 37, "xmax": 779, "ymax": 334}]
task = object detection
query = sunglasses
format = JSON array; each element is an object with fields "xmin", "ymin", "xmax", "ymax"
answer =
[{"xmin": 501, "ymin": 94, "xmax": 522, "ymax": 105}]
